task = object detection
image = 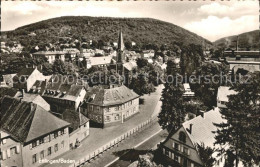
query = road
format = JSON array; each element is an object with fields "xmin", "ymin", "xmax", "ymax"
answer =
[
  {"xmin": 44, "ymin": 84, "xmax": 164, "ymax": 167},
  {"xmin": 83, "ymin": 120, "xmax": 168, "ymax": 167}
]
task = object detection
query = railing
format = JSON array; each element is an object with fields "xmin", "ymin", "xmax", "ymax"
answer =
[{"xmin": 68, "ymin": 116, "xmax": 157, "ymax": 167}]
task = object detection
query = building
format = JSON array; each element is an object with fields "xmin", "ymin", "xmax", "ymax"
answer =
[
  {"xmin": 159, "ymin": 108, "xmax": 227, "ymax": 167},
  {"xmin": 40, "ymin": 75, "xmax": 87, "ymax": 112},
  {"xmin": 32, "ymin": 51, "xmax": 66, "ymax": 64},
  {"xmin": 182, "ymin": 83, "xmax": 195, "ymax": 98},
  {"xmin": 13, "ymin": 68, "xmax": 51, "ymax": 92},
  {"xmin": 142, "ymin": 50, "xmax": 155, "ymax": 59},
  {"xmin": 0, "ymin": 87, "xmax": 20, "ymax": 98},
  {"xmin": 115, "ymin": 30, "xmax": 126, "ymax": 75},
  {"xmin": 89, "ymin": 56, "xmax": 113, "ymax": 68},
  {"xmin": 224, "ymin": 51, "xmax": 260, "ymax": 73},
  {"xmin": 22, "ymin": 93, "xmax": 51, "ymax": 111},
  {"xmin": 81, "ymin": 84, "xmax": 140, "ymax": 128},
  {"xmin": 0, "ymin": 96, "xmax": 70, "ymax": 167},
  {"xmin": 1, "ymin": 73, "xmax": 17, "ymax": 87},
  {"xmin": 217, "ymin": 86, "xmax": 237, "ymax": 108}
]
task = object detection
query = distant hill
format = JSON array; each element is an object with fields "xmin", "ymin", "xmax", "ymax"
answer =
[
  {"xmin": 2, "ymin": 16, "xmax": 212, "ymax": 50},
  {"xmin": 213, "ymin": 30, "xmax": 259, "ymax": 50}
]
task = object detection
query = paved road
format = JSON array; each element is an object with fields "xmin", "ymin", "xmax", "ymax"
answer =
[
  {"xmin": 82, "ymin": 121, "xmax": 168, "ymax": 167},
  {"xmin": 44, "ymin": 85, "xmax": 164, "ymax": 167}
]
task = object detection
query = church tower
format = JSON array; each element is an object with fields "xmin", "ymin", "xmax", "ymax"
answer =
[{"xmin": 116, "ymin": 30, "xmax": 125, "ymax": 74}]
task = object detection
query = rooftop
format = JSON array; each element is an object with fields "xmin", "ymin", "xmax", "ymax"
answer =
[
  {"xmin": 217, "ymin": 86, "xmax": 237, "ymax": 102},
  {"xmin": 84, "ymin": 85, "xmax": 139, "ymax": 107},
  {"xmin": 183, "ymin": 107, "xmax": 225, "ymax": 148},
  {"xmin": 0, "ymin": 96, "xmax": 70, "ymax": 143}
]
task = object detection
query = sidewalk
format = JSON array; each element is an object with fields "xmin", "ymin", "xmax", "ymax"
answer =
[
  {"xmin": 44, "ymin": 85, "xmax": 164, "ymax": 167},
  {"xmin": 84, "ymin": 121, "xmax": 168, "ymax": 167}
]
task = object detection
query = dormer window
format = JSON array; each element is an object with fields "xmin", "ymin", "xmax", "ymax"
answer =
[{"xmin": 179, "ymin": 131, "xmax": 186, "ymax": 143}]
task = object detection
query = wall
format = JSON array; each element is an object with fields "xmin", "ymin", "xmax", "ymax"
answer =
[
  {"xmin": 75, "ymin": 88, "xmax": 87, "ymax": 110},
  {"xmin": 26, "ymin": 69, "xmax": 46, "ymax": 91},
  {"xmin": 21, "ymin": 127, "xmax": 70, "ymax": 167},
  {"xmin": 33, "ymin": 95, "xmax": 51, "ymax": 111},
  {"xmin": 1, "ymin": 136, "xmax": 23, "ymax": 167},
  {"xmin": 69, "ymin": 122, "xmax": 89, "ymax": 149},
  {"xmin": 162, "ymin": 127, "xmax": 203, "ymax": 167}
]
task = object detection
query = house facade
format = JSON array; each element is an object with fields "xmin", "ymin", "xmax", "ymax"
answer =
[
  {"xmin": 224, "ymin": 51, "xmax": 260, "ymax": 73},
  {"xmin": 13, "ymin": 67, "xmax": 51, "ymax": 92},
  {"xmin": 159, "ymin": 108, "xmax": 226, "ymax": 167},
  {"xmin": 32, "ymin": 51, "xmax": 66, "ymax": 64},
  {"xmin": 217, "ymin": 86, "xmax": 237, "ymax": 108},
  {"xmin": 0, "ymin": 96, "xmax": 70, "ymax": 167},
  {"xmin": 81, "ymin": 85, "xmax": 139, "ymax": 128}
]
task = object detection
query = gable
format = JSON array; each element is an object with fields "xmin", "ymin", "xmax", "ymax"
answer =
[{"xmin": 163, "ymin": 127, "xmax": 204, "ymax": 165}]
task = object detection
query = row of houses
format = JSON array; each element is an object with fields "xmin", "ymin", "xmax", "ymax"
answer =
[{"xmin": 1, "ymin": 68, "xmax": 140, "ymax": 167}]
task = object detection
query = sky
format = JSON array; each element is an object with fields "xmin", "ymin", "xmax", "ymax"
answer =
[{"xmin": 1, "ymin": 1, "xmax": 259, "ymax": 42}]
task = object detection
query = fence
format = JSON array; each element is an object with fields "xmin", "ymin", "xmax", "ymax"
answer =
[{"xmin": 68, "ymin": 116, "xmax": 157, "ymax": 167}]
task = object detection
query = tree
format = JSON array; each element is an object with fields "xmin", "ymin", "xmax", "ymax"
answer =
[
  {"xmin": 214, "ymin": 72, "xmax": 260, "ymax": 167},
  {"xmin": 158, "ymin": 60, "xmax": 185, "ymax": 132},
  {"xmin": 196, "ymin": 143, "xmax": 216, "ymax": 167},
  {"xmin": 52, "ymin": 59, "xmax": 66, "ymax": 75},
  {"xmin": 136, "ymin": 58, "xmax": 148, "ymax": 68}
]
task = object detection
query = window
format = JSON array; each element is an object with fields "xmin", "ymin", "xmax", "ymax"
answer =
[
  {"xmin": 179, "ymin": 132, "xmax": 186, "ymax": 143},
  {"xmin": 114, "ymin": 114, "xmax": 120, "ymax": 120},
  {"xmin": 39, "ymin": 138, "xmax": 44, "ymax": 145},
  {"xmin": 106, "ymin": 116, "xmax": 111, "ymax": 122},
  {"xmin": 54, "ymin": 144, "xmax": 58, "ymax": 152},
  {"xmin": 32, "ymin": 141, "xmax": 37, "ymax": 148},
  {"xmin": 32, "ymin": 154, "xmax": 37, "ymax": 164},
  {"xmin": 165, "ymin": 149, "xmax": 169, "ymax": 157},
  {"xmin": 40, "ymin": 150, "xmax": 44, "ymax": 159},
  {"xmin": 174, "ymin": 154, "xmax": 179, "ymax": 161},
  {"xmin": 48, "ymin": 147, "xmax": 52, "ymax": 155},
  {"xmin": 61, "ymin": 141, "xmax": 64, "ymax": 148},
  {"xmin": 54, "ymin": 132, "xmax": 58, "ymax": 138},
  {"xmin": 10, "ymin": 147, "xmax": 16, "ymax": 155},
  {"xmin": 174, "ymin": 143, "xmax": 179, "ymax": 150},
  {"xmin": 183, "ymin": 147, "xmax": 189, "ymax": 155}
]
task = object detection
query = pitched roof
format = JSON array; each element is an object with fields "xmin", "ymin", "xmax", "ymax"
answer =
[
  {"xmin": 118, "ymin": 30, "xmax": 125, "ymax": 51},
  {"xmin": 0, "ymin": 87, "xmax": 19, "ymax": 98},
  {"xmin": 217, "ymin": 86, "xmax": 237, "ymax": 102},
  {"xmin": 182, "ymin": 107, "xmax": 225, "ymax": 148},
  {"xmin": 85, "ymin": 85, "xmax": 139, "ymax": 106},
  {"xmin": 42, "ymin": 75, "xmax": 86, "ymax": 101},
  {"xmin": 89, "ymin": 56, "xmax": 112, "ymax": 66},
  {"xmin": 123, "ymin": 61, "xmax": 137, "ymax": 71},
  {"xmin": 17, "ymin": 68, "xmax": 35, "ymax": 77},
  {"xmin": 53, "ymin": 109, "xmax": 89, "ymax": 131},
  {"xmin": 0, "ymin": 96, "xmax": 70, "ymax": 143}
]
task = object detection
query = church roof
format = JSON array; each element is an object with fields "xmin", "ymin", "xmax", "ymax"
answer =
[{"xmin": 118, "ymin": 30, "xmax": 125, "ymax": 51}]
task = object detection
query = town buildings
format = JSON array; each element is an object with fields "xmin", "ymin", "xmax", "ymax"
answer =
[
  {"xmin": 159, "ymin": 108, "xmax": 226, "ymax": 167},
  {"xmin": 224, "ymin": 51, "xmax": 260, "ymax": 73},
  {"xmin": 0, "ymin": 96, "xmax": 70, "ymax": 167},
  {"xmin": 217, "ymin": 86, "xmax": 237, "ymax": 108},
  {"xmin": 32, "ymin": 51, "xmax": 66, "ymax": 64},
  {"xmin": 81, "ymin": 84, "xmax": 140, "ymax": 128},
  {"xmin": 13, "ymin": 67, "xmax": 51, "ymax": 92}
]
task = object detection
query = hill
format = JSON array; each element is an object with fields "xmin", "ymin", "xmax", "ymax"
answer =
[
  {"xmin": 2, "ymin": 16, "xmax": 212, "ymax": 50},
  {"xmin": 213, "ymin": 30, "xmax": 259, "ymax": 50}
]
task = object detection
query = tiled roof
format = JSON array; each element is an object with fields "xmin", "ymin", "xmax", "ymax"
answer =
[
  {"xmin": 217, "ymin": 86, "xmax": 237, "ymax": 102},
  {"xmin": 0, "ymin": 96, "xmax": 70, "ymax": 143},
  {"xmin": 42, "ymin": 75, "xmax": 86, "ymax": 101},
  {"xmin": 85, "ymin": 85, "xmax": 139, "ymax": 106},
  {"xmin": 53, "ymin": 109, "xmax": 89, "ymax": 131},
  {"xmin": 17, "ymin": 68, "xmax": 35, "ymax": 77},
  {"xmin": 0, "ymin": 87, "xmax": 19, "ymax": 98},
  {"xmin": 182, "ymin": 107, "xmax": 225, "ymax": 148}
]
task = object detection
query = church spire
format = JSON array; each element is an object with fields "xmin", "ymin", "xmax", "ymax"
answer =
[{"xmin": 118, "ymin": 29, "xmax": 125, "ymax": 51}]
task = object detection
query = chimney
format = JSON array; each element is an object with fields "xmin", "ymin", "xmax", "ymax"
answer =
[
  {"xmin": 200, "ymin": 110, "xmax": 205, "ymax": 118},
  {"xmin": 186, "ymin": 123, "xmax": 193, "ymax": 134}
]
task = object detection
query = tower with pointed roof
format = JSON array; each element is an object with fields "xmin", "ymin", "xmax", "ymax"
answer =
[{"xmin": 116, "ymin": 30, "xmax": 126, "ymax": 74}]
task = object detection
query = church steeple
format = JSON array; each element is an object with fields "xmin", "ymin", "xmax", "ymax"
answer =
[{"xmin": 118, "ymin": 30, "xmax": 125, "ymax": 52}]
